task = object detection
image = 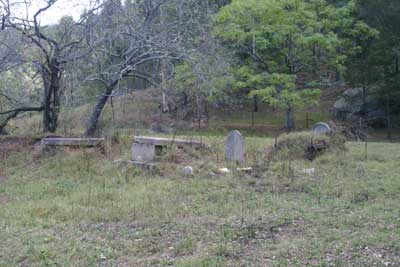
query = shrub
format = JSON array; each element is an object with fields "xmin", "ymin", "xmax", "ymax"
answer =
[{"xmin": 271, "ymin": 131, "xmax": 346, "ymax": 161}]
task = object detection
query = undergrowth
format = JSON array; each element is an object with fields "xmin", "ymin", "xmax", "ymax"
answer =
[{"xmin": 0, "ymin": 135, "xmax": 399, "ymax": 266}]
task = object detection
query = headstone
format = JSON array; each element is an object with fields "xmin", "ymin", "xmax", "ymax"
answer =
[
  {"xmin": 131, "ymin": 143, "xmax": 155, "ymax": 162},
  {"xmin": 312, "ymin": 122, "xmax": 332, "ymax": 135},
  {"xmin": 225, "ymin": 130, "xmax": 245, "ymax": 164}
]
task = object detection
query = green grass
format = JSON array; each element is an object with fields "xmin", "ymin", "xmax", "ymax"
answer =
[{"xmin": 0, "ymin": 135, "xmax": 399, "ymax": 266}]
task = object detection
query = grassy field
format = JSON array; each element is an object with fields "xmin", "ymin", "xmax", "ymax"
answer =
[{"xmin": 0, "ymin": 134, "xmax": 399, "ymax": 267}]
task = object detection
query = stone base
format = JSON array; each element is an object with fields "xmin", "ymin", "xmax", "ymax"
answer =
[{"xmin": 114, "ymin": 160, "xmax": 157, "ymax": 171}]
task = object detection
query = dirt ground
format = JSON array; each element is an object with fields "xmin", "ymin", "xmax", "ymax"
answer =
[{"xmin": 0, "ymin": 137, "xmax": 39, "ymax": 156}]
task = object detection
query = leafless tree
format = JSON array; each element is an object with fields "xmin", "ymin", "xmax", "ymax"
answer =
[
  {"xmin": 0, "ymin": 0, "xmax": 34, "ymax": 133},
  {"xmin": 83, "ymin": 0, "xmax": 182, "ymax": 136},
  {"xmin": 0, "ymin": 0, "xmax": 101, "ymax": 133}
]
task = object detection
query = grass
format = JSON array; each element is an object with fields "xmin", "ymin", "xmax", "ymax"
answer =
[{"xmin": 0, "ymin": 134, "xmax": 400, "ymax": 266}]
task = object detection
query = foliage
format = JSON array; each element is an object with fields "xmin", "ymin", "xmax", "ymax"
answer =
[
  {"xmin": 1, "ymin": 0, "xmax": 400, "ymax": 133},
  {"xmin": 350, "ymin": 0, "xmax": 400, "ymax": 114},
  {"xmin": 214, "ymin": 0, "xmax": 347, "ymax": 128},
  {"xmin": 273, "ymin": 131, "xmax": 347, "ymax": 160}
]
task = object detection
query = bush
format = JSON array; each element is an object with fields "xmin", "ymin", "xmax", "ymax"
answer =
[{"xmin": 271, "ymin": 131, "xmax": 346, "ymax": 161}]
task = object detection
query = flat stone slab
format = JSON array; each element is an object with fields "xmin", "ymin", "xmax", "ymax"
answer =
[
  {"xmin": 41, "ymin": 138, "xmax": 105, "ymax": 147},
  {"xmin": 134, "ymin": 136, "xmax": 205, "ymax": 148}
]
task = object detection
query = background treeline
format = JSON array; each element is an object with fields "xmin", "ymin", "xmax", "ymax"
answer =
[{"xmin": 0, "ymin": 0, "xmax": 398, "ymax": 137}]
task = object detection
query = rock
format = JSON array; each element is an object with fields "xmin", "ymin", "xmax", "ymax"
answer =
[
  {"xmin": 217, "ymin": 168, "xmax": 231, "ymax": 175},
  {"xmin": 225, "ymin": 130, "xmax": 245, "ymax": 164},
  {"xmin": 301, "ymin": 168, "xmax": 315, "ymax": 175},
  {"xmin": 312, "ymin": 122, "xmax": 332, "ymax": 135},
  {"xmin": 183, "ymin": 166, "xmax": 194, "ymax": 177},
  {"xmin": 100, "ymin": 253, "xmax": 107, "ymax": 261}
]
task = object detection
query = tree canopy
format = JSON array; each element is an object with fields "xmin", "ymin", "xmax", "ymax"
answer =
[{"xmin": 0, "ymin": 0, "xmax": 399, "ymax": 134}]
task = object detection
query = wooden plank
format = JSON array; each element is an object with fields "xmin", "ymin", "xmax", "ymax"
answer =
[
  {"xmin": 41, "ymin": 138, "xmax": 105, "ymax": 147},
  {"xmin": 134, "ymin": 136, "xmax": 205, "ymax": 148}
]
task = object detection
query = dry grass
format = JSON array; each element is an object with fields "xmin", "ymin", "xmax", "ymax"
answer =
[{"xmin": 0, "ymin": 134, "xmax": 399, "ymax": 266}]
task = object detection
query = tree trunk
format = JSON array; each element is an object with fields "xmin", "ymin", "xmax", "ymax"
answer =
[
  {"xmin": 0, "ymin": 106, "xmax": 44, "ymax": 134},
  {"xmin": 284, "ymin": 106, "xmax": 295, "ymax": 131},
  {"xmin": 253, "ymin": 95, "xmax": 258, "ymax": 113},
  {"xmin": 42, "ymin": 65, "xmax": 61, "ymax": 133},
  {"xmin": 85, "ymin": 79, "xmax": 118, "ymax": 136}
]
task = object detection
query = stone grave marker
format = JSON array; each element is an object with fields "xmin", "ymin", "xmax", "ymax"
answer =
[
  {"xmin": 312, "ymin": 122, "xmax": 332, "ymax": 135},
  {"xmin": 225, "ymin": 130, "xmax": 245, "ymax": 164},
  {"xmin": 131, "ymin": 143, "xmax": 156, "ymax": 162}
]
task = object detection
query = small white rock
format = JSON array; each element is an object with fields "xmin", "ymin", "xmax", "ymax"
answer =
[
  {"xmin": 301, "ymin": 168, "xmax": 315, "ymax": 175},
  {"xmin": 183, "ymin": 166, "xmax": 194, "ymax": 176},
  {"xmin": 217, "ymin": 168, "xmax": 231, "ymax": 174}
]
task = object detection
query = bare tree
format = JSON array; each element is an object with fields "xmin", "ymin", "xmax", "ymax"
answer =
[
  {"xmin": 0, "ymin": 0, "xmax": 37, "ymax": 134},
  {"xmin": 1, "ymin": 0, "xmax": 101, "ymax": 133},
  {"xmin": 84, "ymin": 0, "xmax": 181, "ymax": 136}
]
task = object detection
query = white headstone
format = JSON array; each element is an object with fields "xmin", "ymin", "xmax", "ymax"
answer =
[
  {"xmin": 225, "ymin": 130, "xmax": 245, "ymax": 164},
  {"xmin": 131, "ymin": 143, "xmax": 155, "ymax": 162},
  {"xmin": 312, "ymin": 122, "xmax": 332, "ymax": 135}
]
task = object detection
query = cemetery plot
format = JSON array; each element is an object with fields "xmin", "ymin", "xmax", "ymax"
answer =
[
  {"xmin": 131, "ymin": 136, "xmax": 206, "ymax": 163},
  {"xmin": 41, "ymin": 138, "xmax": 105, "ymax": 147}
]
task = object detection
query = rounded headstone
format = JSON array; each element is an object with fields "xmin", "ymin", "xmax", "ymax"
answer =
[
  {"xmin": 225, "ymin": 130, "xmax": 245, "ymax": 164},
  {"xmin": 312, "ymin": 122, "xmax": 332, "ymax": 135}
]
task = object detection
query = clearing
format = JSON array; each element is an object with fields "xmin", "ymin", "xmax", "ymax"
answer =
[{"xmin": 0, "ymin": 135, "xmax": 399, "ymax": 266}]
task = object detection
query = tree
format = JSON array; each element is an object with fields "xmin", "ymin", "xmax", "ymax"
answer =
[
  {"xmin": 84, "ymin": 0, "xmax": 181, "ymax": 136},
  {"xmin": 354, "ymin": 0, "xmax": 400, "ymax": 118},
  {"xmin": 167, "ymin": 0, "xmax": 232, "ymax": 125},
  {"xmin": 327, "ymin": 0, "xmax": 400, "ymax": 137},
  {"xmin": 214, "ymin": 0, "xmax": 345, "ymax": 130},
  {"xmin": 1, "ymin": 0, "xmax": 101, "ymax": 133},
  {"xmin": 0, "ymin": 1, "xmax": 42, "ymax": 134}
]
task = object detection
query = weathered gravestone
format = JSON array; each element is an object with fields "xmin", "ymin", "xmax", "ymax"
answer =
[
  {"xmin": 225, "ymin": 130, "xmax": 245, "ymax": 164},
  {"xmin": 312, "ymin": 122, "xmax": 332, "ymax": 135},
  {"xmin": 131, "ymin": 143, "xmax": 156, "ymax": 162},
  {"xmin": 131, "ymin": 136, "xmax": 205, "ymax": 163}
]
